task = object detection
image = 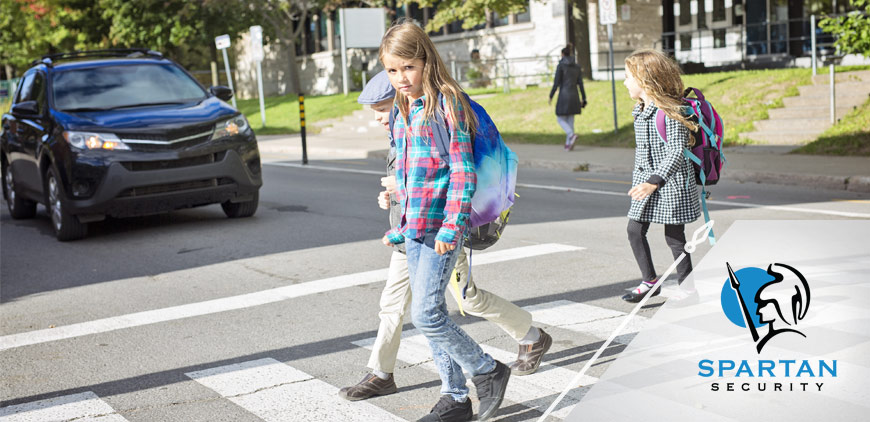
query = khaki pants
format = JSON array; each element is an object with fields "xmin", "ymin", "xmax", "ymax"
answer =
[{"xmin": 368, "ymin": 249, "xmax": 532, "ymax": 373}]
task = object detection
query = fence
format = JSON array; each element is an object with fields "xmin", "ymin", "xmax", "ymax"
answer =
[
  {"xmin": 655, "ymin": 13, "xmax": 859, "ymax": 70},
  {"xmin": 447, "ymin": 55, "xmax": 563, "ymax": 92},
  {"xmin": 1, "ymin": 78, "xmax": 21, "ymax": 102}
]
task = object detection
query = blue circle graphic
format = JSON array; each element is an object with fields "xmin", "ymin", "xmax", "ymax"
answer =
[{"xmin": 720, "ymin": 266, "xmax": 775, "ymax": 328}]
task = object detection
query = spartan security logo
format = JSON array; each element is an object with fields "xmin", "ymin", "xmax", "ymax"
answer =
[{"xmin": 721, "ymin": 263, "xmax": 810, "ymax": 353}]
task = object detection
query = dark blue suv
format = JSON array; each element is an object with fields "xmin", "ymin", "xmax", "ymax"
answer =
[{"xmin": 1, "ymin": 49, "xmax": 262, "ymax": 240}]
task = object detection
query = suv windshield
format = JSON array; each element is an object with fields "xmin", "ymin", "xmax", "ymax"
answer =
[{"xmin": 52, "ymin": 63, "xmax": 207, "ymax": 111}]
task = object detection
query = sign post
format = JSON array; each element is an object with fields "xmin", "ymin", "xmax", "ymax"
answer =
[
  {"xmin": 249, "ymin": 25, "xmax": 266, "ymax": 127},
  {"xmin": 338, "ymin": 8, "xmax": 387, "ymax": 95},
  {"xmin": 600, "ymin": 0, "xmax": 619, "ymax": 134},
  {"xmin": 214, "ymin": 34, "xmax": 237, "ymax": 108},
  {"xmin": 300, "ymin": 94, "xmax": 308, "ymax": 164}
]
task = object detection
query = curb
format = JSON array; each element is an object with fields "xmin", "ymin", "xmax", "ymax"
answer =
[{"xmin": 301, "ymin": 144, "xmax": 868, "ymax": 193}]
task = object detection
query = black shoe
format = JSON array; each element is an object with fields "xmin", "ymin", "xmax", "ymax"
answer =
[
  {"xmin": 417, "ymin": 395, "xmax": 472, "ymax": 422},
  {"xmin": 621, "ymin": 286, "xmax": 661, "ymax": 303},
  {"xmin": 472, "ymin": 361, "xmax": 511, "ymax": 421}
]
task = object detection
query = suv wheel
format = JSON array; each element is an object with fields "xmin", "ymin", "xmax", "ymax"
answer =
[
  {"xmin": 45, "ymin": 167, "xmax": 87, "ymax": 241},
  {"xmin": 221, "ymin": 191, "xmax": 259, "ymax": 218},
  {"xmin": 3, "ymin": 162, "xmax": 37, "ymax": 219}
]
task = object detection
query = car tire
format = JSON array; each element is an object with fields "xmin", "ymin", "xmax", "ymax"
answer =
[
  {"xmin": 45, "ymin": 167, "xmax": 87, "ymax": 241},
  {"xmin": 221, "ymin": 191, "xmax": 259, "ymax": 218},
  {"xmin": 3, "ymin": 162, "xmax": 37, "ymax": 219}
]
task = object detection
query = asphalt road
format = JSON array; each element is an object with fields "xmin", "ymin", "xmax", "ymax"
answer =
[{"xmin": 2, "ymin": 159, "xmax": 868, "ymax": 421}]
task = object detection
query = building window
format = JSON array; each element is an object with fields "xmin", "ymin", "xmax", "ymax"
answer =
[
  {"xmin": 680, "ymin": 33, "xmax": 692, "ymax": 51},
  {"xmin": 713, "ymin": 0, "xmax": 726, "ymax": 22},
  {"xmin": 679, "ymin": 0, "xmax": 691, "ymax": 25},
  {"xmin": 697, "ymin": 0, "xmax": 707, "ymax": 29},
  {"xmin": 516, "ymin": 7, "xmax": 531, "ymax": 23},
  {"xmin": 713, "ymin": 28, "xmax": 727, "ymax": 48}
]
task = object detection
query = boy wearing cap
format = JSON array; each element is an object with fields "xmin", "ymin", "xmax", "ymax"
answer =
[{"xmin": 340, "ymin": 71, "xmax": 552, "ymax": 401}]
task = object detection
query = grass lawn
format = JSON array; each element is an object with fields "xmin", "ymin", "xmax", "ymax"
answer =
[
  {"xmin": 474, "ymin": 67, "xmax": 817, "ymax": 148},
  {"xmin": 236, "ymin": 91, "xmax": 363, "ymax": 135},
  {"xmin": 792, "ymin": 97, "xmax": 870, "ymax": 156}
]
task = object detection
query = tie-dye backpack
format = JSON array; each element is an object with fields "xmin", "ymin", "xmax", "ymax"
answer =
[{"xmin": 389, "ymin": 93, "xmax": 518, "ymax": 250}]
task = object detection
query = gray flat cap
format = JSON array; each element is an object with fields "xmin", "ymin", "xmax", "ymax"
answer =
[{"xmin": 357, "ymin": 70, "xmax": 395, "ymax": 104}]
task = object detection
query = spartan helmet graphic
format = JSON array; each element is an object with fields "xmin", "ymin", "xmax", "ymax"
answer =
[{"xmin": 727, "ymin": 263, "xmax": 810, "ymax": 353}]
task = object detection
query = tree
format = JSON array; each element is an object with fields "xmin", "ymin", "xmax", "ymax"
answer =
[
  {"xmin": 819, "ymin": 0, "xmax": 870, "ymax": 58},
  {"xmin": 401, "ymin": 0, "xmax": 530, "ymax": 31}
]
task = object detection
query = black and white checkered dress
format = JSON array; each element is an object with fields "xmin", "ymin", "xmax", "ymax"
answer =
[{"xmin": 627, "ymin": 103, "xmax": 701, "ymax": 225}]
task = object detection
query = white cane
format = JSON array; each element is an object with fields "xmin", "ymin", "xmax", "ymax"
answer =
[{"xmin": 536, "ymin": 220, "xmax": 716, "ymax": 421}]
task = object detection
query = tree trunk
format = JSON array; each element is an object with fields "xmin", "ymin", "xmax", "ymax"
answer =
[
  {"xmin": 284, "ymin": 39, "xmax": 302, "ymax": 96},
  {"xmin": 571, "ymin": 0, "xmax": 593, "ymax": 80},
  {"xmin": 210, "ymin": 43, "xmax": 220, "ymax": 86}
]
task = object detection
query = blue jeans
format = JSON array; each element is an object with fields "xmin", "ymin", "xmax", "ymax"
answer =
[{"xmin": 405, "ymin": 234, "xmax": 496, "ymax": 401}]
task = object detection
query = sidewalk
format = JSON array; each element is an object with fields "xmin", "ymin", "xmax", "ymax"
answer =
[{"xmin": 256, "ymin": 131, "xmax": 870, "ymax": 193}]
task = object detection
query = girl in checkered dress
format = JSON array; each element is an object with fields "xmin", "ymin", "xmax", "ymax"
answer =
[{"xmin": 620, "ymin": 49, "xmax": 701, "ymax": 303}]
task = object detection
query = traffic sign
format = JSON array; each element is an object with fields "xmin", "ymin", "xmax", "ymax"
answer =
[
  {"xmin": 215, "ymin": 34, "xmax": 231, "ymax": 50},
  {"xmin": 600, "ymin": 0, "xmax": 617, "ymax": 25},
  {"xmin": 249, "ymin": 25, "xmax": 264, "ymax": 63}
]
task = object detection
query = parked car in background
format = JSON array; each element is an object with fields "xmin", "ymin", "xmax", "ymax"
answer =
[{"xmin": 1, "ymin": 49, "xmax": 262, "ymax": 241}]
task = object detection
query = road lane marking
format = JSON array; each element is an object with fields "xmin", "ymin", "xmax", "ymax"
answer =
[
  {"xmin": 0, "ymin": 243, "xmax": 583, "ymax": 352},
  {"xmin": 575, "ymin": 177, "xmax": 631, "ymax": 185},
  {"xmin": 0, "ymin": 391, "xmax": 128, "ymax": 422},
  {"xmin": 186, "ymin": 358, "xmax": 405, "ymax": 422},
  {"xmin": 267, "ymin": 161, "xmax": 386, "ymax": 175},
  {"xmin": 352, "ymin": 328, "xmax": 595, "ymax": 419},
  {"xmin": 265, "ymin": 163, "xmax": 870, "ymax": 219},
  {"xmin": 524, "ymin": 300, "xmax": 650, "ymax": 345}
]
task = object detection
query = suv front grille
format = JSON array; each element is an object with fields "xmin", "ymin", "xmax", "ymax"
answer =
[
  {"xmin": 120, "ymin": 152, "xmax": 225, "ymax": 171},
  {"xmin": 119, "ymin": 127, "xmax": 214, "ymax": 151}
]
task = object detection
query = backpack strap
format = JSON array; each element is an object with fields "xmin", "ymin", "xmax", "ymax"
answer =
[
  {"xmin": 659, "ymin": 107, "xmax": 716, "ymax": 245},
  {"xmin": 431, "ymin": 93, "xmax": 451, "ymax": 163},
  {"xmin": 655, "ymin": 109, "xmax": 668, "ymax": 143},
  {"xmin": 388, "ymin": 105, "xmax": 398, "ymax": 148}
]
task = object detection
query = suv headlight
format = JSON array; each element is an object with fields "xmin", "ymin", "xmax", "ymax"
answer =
[
  {"xmin": 213, "ymin": 115, "xmax": 250, "ymax": 139},
  {"xmin": 63, "ymin": 131, "xmax": 131, "ymax": 151}
]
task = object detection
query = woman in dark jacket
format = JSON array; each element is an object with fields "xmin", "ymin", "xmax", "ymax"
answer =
[{"xmin": 549, "ymin": 45, "xmax": 587, "ymax": 151}]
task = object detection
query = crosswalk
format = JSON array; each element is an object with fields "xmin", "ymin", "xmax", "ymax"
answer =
[{"xmin": 0, "ymin": 299, "xmax": 653, "ymax": 422}]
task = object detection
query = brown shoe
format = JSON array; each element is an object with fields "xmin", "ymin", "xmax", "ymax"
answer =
[
  {"xmin": 509, "ymin": 329, "xmax": 552, "ymax": 376},
  {"xmin": 338, "ymin": 373, "xmax": 398, "ymax": 401}
]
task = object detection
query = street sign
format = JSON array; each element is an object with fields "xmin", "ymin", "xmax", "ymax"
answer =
[
  {"xmin": 599, "ymin": 0, "xmax": 617, "ymax": 25},
  {"xmin": 342, "ymin": 8, "xmax": 386, "ymax": 49},
  {"xmin": 249, "ymin": 25, "xmax": 264, "ymax": 63},
  {"xmin": 215, "ymin": 34, "xmax": 231, "ymax": 50}
]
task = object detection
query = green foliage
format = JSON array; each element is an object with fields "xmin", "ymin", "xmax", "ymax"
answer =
[
  {"xmin": 396, "ymin": 0, "xmax": 530, "ymax": 31},
  {"xmin": 0, "ymin": 0, "xmax": 258, "ymax": 75},
  {"xmin": 819, "ymin": 0, "xmax": 870, "ymax": 58},
  {"xmin": 236, "ymin": 91, "xmax": 363, "ymax": 135}
]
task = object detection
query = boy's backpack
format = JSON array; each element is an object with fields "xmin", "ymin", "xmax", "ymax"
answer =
[
  {"xmin": 389, "ymin": 93, "xmax": 518, "ymax": 250},
  {"xmin": 655, "ymin": 87, "xmax": 725, "ymax": 245}
]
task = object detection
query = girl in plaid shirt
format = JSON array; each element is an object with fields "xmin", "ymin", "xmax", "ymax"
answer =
[
  {"xmin": 620, "ymin": 49, "xmax": 702, "ymax": 304},
  {"xmin": 378, "ymin": 22, "xmax": 510, "ymax": 422}
]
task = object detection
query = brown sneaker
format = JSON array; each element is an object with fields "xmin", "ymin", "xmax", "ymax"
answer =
[
  {"xmin": 509, "ymin": 329, "xmax": 552, "ymax": 376},
  {"xmin": 338, "ymin": 373, "xmax": 397, "ymax": 401}
]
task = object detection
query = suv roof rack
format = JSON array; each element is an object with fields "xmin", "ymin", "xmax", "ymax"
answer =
[{"xmin": 31, "ymin": 49, "xmax": 164, "ymax": 67}]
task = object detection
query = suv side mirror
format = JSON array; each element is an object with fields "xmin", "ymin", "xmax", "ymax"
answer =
[
  {"xmin": 11, "ymin": 100, "xmax": 39, "ymax": 116},
  {"xmin": 209, "ymin": 86, "xmax": 234, "ymax": 102}
]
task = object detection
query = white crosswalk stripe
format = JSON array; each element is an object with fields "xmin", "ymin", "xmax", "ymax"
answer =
[
  {"xmin": 185, "ymin": 358, "xmax": 406, "ymax": 422},
  {"xmin": 0, "ymin": 391, "xmax": 128, "ymax": 422},
  {"xmin": 525, "ymin": 300, "xmax": 650, "ymax": 345},
  {"xmin": 350, "ymin": 299, "xmax": 652, "ymax": 419}
]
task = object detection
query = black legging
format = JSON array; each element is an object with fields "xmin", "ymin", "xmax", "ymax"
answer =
[{"xmin": 626, "ymin": 219, "xmax": 693, "ymax": 283}]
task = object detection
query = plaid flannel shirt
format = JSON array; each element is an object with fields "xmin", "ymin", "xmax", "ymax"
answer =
[{"xmin": 385, "ymin": 95, "xmax": 476, "ymax": 246}]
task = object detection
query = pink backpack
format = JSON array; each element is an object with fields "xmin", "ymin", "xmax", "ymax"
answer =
[{"xmin": 655, "ymin": 87, "xmax": 725, "ymax": 244}]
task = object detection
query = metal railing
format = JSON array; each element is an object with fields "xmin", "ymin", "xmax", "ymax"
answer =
[{"xmin": 0, "ymin": 78, "xmax": 20, "ymax": 101}]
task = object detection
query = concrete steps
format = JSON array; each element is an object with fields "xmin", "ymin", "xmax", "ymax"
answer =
[{"xmin": 740, "ymin": 70, "xmax": 870, "ymax": 145}]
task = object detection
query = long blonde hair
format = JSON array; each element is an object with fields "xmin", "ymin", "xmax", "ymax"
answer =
[
  {"xmin": 379, "ymin": 21, "xmax": 478, "ymax": 136},
  {"xmin": 624, "ymin": 49, "xmax": 699, "ymax": 134}
]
